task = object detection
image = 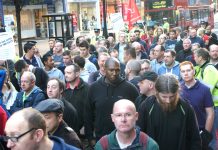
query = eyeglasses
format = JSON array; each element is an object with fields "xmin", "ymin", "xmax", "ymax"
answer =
[{"xmin": 1, "ymin": 128, "xmax": 36, "ymax": 143}]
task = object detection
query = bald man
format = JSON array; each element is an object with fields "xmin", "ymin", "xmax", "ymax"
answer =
[{"xmin": 95, "ymin": 99, "xmax": 159, "ymax": 149}]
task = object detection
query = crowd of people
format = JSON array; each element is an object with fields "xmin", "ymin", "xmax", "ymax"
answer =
[{"xmin": 0, "ymin": 20, "xmax": 218, "ymax": 150}]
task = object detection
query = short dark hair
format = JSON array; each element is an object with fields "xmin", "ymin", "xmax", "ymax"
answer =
[
  {"xmin": 105, "ymin": 57, "xmax": 120, "ymax": 68},
  {"xmin": 155, "ymin": 74, "xmax": 179, "ymax": 94},
  {"xmin": 134, "ymin": 29, "xmax": 140, "ymax": 33},
  {"xmin": 169, "ymin": 29, "xmax": 176, "ymax": 34},
  {"xmin": 73, "ymin": 56, "xmax": 85, "ymax": 69},
  {"xmin": 14, "ymin": 60, "xmax": 27, "ymax": 72},
  {"xmin": 67, "ymin": 64, "xmax": 80, "ymax": 73},
  {"xmin": 194, "ymin": 48, "xmax": 210, "ymax": 61},
  {"xmin": 79, "ymin": 40, "xmax": 89, "ymax": 49},
  {"xmin": 124, "ymin": 46, "xmax": 136, "ymax": 59},
  {"xmin": 42, "ymin": 53, "xmax": 52, "ymax": 64},
  {"xmin": 24, "ymin": 42, "xmax": 35, "ymax": 53},
  {"xmin": 63, "ymin": 50, "xmax": 71, "ymax": 56},
  {"xmin": 66, "ymin": 40, "xmax": 74, "ymax": 50},
  {"xmin": 48, "ymin": 78, "xmax": 65, "ymax": 92},
  {"xmin": 165, "ymin": 50, "xmax": 176, "ymax": 57}
]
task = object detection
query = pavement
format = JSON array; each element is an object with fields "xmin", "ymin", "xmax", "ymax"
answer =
[{"xmin": 15, "ymin": 30, "xmax": 92, "ymax": 56}]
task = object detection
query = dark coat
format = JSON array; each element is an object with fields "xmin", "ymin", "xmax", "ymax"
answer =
[
  {"xmin": 62, "ymin": 99, "xmax": 79, "ymax": 133},
  {"xmin": 33, "ymin": 67, "xmax": 49, "ymax": 92},
  {"xmin": 53, "ymin": 121, "xmax": 82, "ymax": 149},
  {"xmin": 176, "ymin": 48, "xmax": 193, "ymax": 63},
  {"xmin": 62, "ymin": 78, "xmax": 89, "ymax": 131},
  {"xmin": 137, "ymin": 96, "xmax": 202, "ymax": 150},
  {"xmin": 85, "ymin": 76, "xmax": 139, "ymax": 140}
]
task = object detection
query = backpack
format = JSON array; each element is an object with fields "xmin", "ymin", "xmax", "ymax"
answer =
[{"xmin": 99, "ymin": 132, "xmax": 148, "ymax": 150}]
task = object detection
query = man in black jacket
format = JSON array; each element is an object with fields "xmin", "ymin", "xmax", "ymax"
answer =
[
  {"xmin": 62, "ymin": 64, "xmax": 89, "ymax": 134},
  {"xmin": 84, "ymin": 57, "xmax": 139, "ymax": 148},
  {"xmin": 176, "ymin": 38, "xmax": 193, "ymax": 63},
  {"xmin": 137, "ymin": 74, "xmax": 201, "ymax": 150}
]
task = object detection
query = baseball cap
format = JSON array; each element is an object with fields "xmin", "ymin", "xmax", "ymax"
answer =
[
  {"xmin": 94, "ymin": 28, "xmax": 100, "ymax": 32},
  {"xmin": 200, "ymin": 21, "xmax": 206, "ymax": 25},
  {"xmin": 34, "ymin": 99, "xmax": 64, "ymax": 113},
  {"xmin": 136, "ymin": 71, "xmax": 158, "ymax": 82}
]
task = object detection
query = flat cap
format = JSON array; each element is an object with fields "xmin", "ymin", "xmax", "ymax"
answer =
[
  {"xmin": 136, "ymin": 71, "xmax": 158, "ymax": 82},
  {"xmin": 34, "ymin": 99, "xmax": 64, "ymax": 113}
]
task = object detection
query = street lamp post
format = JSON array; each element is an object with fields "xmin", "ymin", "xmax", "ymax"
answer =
[{"xmin": 102, "ymin": 0, "xmax": 108, "ymax": 38}]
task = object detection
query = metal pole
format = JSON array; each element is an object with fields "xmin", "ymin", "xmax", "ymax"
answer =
[{"xmin": 102, "ymin": 0, "xmax": 108, "ymax": 38}]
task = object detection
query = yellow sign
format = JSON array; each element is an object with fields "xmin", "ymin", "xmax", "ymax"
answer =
[{"xmin": 152, "ymin": 1, "xmax": 166, "ymax": 9}]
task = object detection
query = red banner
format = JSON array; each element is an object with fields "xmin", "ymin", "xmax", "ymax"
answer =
[{"xmin": 127, "ymin": 0, "xmax": 141, "ymax": 30}]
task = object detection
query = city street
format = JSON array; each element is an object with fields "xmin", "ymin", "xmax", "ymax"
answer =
[{"xmin": 15, "ymin": 31, "xmax": 90, "ymax": 56}]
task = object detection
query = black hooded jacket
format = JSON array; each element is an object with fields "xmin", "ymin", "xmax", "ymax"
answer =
[{"xmin": 84, "ymin": 76, "xmax": 139, "ymax": 141}]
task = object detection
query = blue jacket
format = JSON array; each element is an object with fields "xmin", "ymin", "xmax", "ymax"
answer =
[
  {"xmin": 50, "ymin": 136, "xmax": 80, "ymax": 150},
  {"xmin": 158, "ymin": 61, "xmax": 180, "ymax": 80},
  {"xmin": 10, "ymin": 86, "xmax": 46, "ymax": 114},
  {"xmin": 190, "ymin": 36, "xmax": 205, "ymax": 48}
]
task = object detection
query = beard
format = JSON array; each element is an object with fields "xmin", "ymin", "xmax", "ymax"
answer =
[{"xmin": 156, "ymin": 93, "xmax": 179, "ymax": 112}]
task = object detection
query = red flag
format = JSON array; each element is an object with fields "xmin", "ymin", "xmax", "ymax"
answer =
[{"xmin": 127, "ymin": 0, "xmax": 141, "ymax": 30}]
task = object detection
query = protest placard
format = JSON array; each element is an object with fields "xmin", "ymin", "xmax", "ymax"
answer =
[{"xmin": 0, "ymin": 32, "xmax": 16, "ymax": 60}]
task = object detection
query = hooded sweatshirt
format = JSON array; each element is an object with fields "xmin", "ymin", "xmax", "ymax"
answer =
[
  {"xmin": 85, "ymin": 76, "xmax": 139, "ymax": 140},
  {"xmin": 158, "ymin": 61, "xmax": 180, "ymax": 80}
]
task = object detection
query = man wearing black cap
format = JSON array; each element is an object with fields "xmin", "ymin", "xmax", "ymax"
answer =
[
  {"xmin": 21, "ymin": 41, "xmax": 44, "ymax": 68},
  {"xmin": 135, "ymin": 71, "xmax": 158, "ymax": 110},
  {"xmin": 35, "ymin": 99, "xmax": 82, "ymax": 149}
]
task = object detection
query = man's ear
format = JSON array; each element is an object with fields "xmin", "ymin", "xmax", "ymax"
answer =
[
  {"xmin": 111, "ymin": 114, "xmax": 115, "ymax": 123},
  {"xmin": 75, "ymin": 71, "xmax": 80, "ymax": 78},
  {"xmin": 34, "ymin": 129, "xmax": 44, "ymax": 142}
]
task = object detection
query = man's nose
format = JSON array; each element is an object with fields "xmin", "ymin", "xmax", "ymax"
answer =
[{"xmin": 7, "ymin": 140, "xmax": 15, "ymax": 148}]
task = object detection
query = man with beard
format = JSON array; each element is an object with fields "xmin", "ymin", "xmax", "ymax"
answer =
[
  {"xmin": 85, "ymin": 57, "xmax": 139, "ymax": 148},
  {"xmin": 205, "ymin": 25, "xmax": 218, "ymax": 48},
  {"xmin": 137, "ymin": 74, "xmax": 201, "ymax": 150}
]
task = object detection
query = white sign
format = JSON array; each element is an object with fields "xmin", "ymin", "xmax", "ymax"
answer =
[
  {"xmin": 110, "ymin": 13, "xmax": 125, "ymax": 31},
  {"xmin": 0, "ymin": 32, "xmax": 16, "ymax": 60},
  {"xmin": 4, "ymin": 15, "xmax": 15, "ymax": 35}
]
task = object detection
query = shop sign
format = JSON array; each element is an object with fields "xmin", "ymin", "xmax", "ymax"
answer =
[
  {"xmin": 0, "ymin": 32, "xmax": 15, "ymax": 60},
  {"xmin": 152, "ymin": 1, "xmax": 167, "ymax": 9}
]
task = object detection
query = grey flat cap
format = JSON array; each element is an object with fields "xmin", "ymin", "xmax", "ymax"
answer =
[{"xmin": 34, "ymin": 99, "xmax": 64, "ymax": 113}]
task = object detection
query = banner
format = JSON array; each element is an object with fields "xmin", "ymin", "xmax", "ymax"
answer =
[
  {"xmin": 110, "ymin": 13, "xmax": 125, "ymax": 31},
  {"xmin": 127, "ymin": 0, "xmax": 141, "ymax": 30},
  {"xmin": 0, "ymin": 32, "xmax": 16, "ymax": 60}
]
